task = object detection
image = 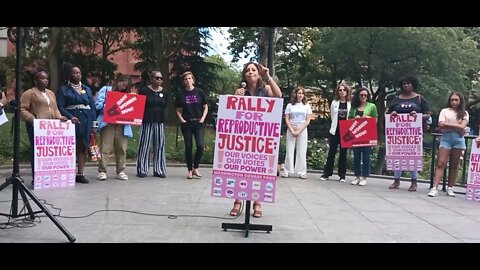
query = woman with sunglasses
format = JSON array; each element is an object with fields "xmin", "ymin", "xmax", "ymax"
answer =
[
  {"xmin": 136, "ymin": 70, "xmax": 170, "ymax": 178},
  {"xmin": 348, "ymin": 87, "xmax": 378, "ymax": 186},
  {"xmin": 320, "ymin": 83, "xmax": 351, "ymax": 182},
  {"xmin": 387, "ymin": 75, "xmax": 430, "ymax": 191}
]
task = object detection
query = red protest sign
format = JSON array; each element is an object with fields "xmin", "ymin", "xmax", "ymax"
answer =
[
  {"xmin": 339, "ymin": 118, "xmax": 377, "ymax": 148},
  {"xmin": 103, "ymin": 92, "xmax": 146, "ymax": 126}
]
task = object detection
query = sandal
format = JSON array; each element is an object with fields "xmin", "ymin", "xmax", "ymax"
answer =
[
  {"xmin": 230, "ymin": 202, "xmax": 241, "ymax": 216},
  {"xmin": 408, "ymin": 180, "xmax": 417, "ymax": 192},
  {"xmin": 192, "ymin": 169, "xmax": 202, "ymax": 177},
  {"xmin": 252, "ymin": 202, "xmax": 262, "ymax": 218},
  {"xmin": 389, "ymin": 179, "xmax": 400, "ymax": 189}
]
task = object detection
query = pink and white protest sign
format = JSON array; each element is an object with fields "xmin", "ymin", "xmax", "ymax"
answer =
[
  {"xmin": 385, "ymin": 113, "xmax": 423, "ymax": 171},
  {"xmin": 467, "ymin": 140, "xmax": 480, "ymax": 202},
  {"xmin": 33, "ymin": 119, "xmax": 76, "ymax": 190},
  {"xmin": 211, "ymin": 95, "xmax": 283, "ymax": 203}
]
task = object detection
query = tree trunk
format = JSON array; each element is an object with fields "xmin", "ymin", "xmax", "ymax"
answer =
[
  {"xmin": 258, "ymin": 28, "xmax": 269, "ymax": 67},
  {"xmin": 373, "ymin": 83, "xmax": 387, "ymax": 174},
  {"xmin": 267, "ymin": 27, "xmax": 276, "ymax": 76},
  {"xmin": 151, "ymin": 27, "xmax": 177, "ymax": 126},
  {"xmin": 48, "ymin": 27, "xmax": 62, "ymax": 93}
]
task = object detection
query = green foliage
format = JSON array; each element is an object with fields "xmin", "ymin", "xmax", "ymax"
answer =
[
  {"xmin": 306, "ymin": 137, "xmax": 329, "ymax": 170},
  {"xmin": 205, "ymin": 55, "xmax": 240, "ymax": 95},
  {"xmin": 0, "ymin": 113, "xmax": 33, "ymax": 164},
  {"xmin": 128, "ymin": 125, "xmax": 217, "ymax": 164}
]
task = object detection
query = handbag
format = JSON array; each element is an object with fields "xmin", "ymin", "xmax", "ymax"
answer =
[{"xmin": 88, "ymin": 131, "xmax": 101, "ymax": 162}]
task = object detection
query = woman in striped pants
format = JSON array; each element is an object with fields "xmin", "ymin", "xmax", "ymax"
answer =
[{"xmin": 136, "ymin": 70, "xmax": 170, "ymax": 178}]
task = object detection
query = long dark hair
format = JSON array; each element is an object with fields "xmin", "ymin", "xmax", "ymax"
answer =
[
  {"xmin": 290, "ymin": 86, "xmax": 307, "ymax": 105},
  {"xmin": 446, "ymin": 91, "xmax": 466, "ymax": 121},
  {"xmin": 334, "ymin": 83, "xmax": 352, "ymax": 101},
  {"xmin": 351, "ymin": 87, "xmax": 371, "ymax": 108},
  {"xmin": 241, "ymin": 62, "xmax": 266, "ymax": 90}
]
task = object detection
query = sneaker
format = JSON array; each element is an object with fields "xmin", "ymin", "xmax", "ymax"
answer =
[
  {"xmin": 339, "ymin": 177, "xmax": 346, "ymax": 182},
  {"xmin": 97, "ymin": 172, "xmax": 107, "ymax": 181},
  {"xmin": 300, "ymin": 174, "xmax": 307, "ymax": 179},
  {"xmin": 358, "ymin": 177, "xmax": 367, "ymax": 186},
  {"xmin": 320, "ymin": 175, "xmax": 329, "ymax": 181},
  {"xmin": 281, "ymin": 172, "xmax": 289, "ymax": 178},
  {"xmin": 154, "ymin": 173, "xmax": 166, "ymax": 178},
  {"xmin": 136, "ymin": 173, "xmax": 148, "ymax": 178},
  {"xmin": 428, "ymin": 187, "xmax": 438, "ymax": 197},
  {"xmin": 351, "ymin": 177, "xmax": 360, "ymax": 185},
  {"xmin": 116, "ymin": 172, "xmax": 128, "ymax": 181},
  {"xmin": 446, "ymin": 187, "xmax": 456, "ymax": 197}
]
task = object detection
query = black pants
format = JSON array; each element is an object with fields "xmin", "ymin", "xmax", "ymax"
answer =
[
  {"xmin": 180, "ymin": 121, "xmax": 205, "ymax": 171},
  {"xmin": 323, "ymin": 129, "xmax": 347, "ymax": 178}
]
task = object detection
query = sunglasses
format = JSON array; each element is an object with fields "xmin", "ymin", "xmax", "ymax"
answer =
[
  {"xmin": 154, "ymin": 76, "xmax": 163, "ymax": 80},
  {"xmin": 338, "ymin": 88, "xmax": 347, "ymax": 92},
  {"xmin": 359, "ymin": 94, "xmax": 368, "ymax": 97}
]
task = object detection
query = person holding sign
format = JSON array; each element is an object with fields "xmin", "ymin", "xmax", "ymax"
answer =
[
  {"xmin": 387, "ymin": 75, "xmax": 430, "ymax": 191},
  {"xmin": 230, "ymin": 62, "xmax": 282, "ymax": 218},
  {"xmin": 281, "ymin": 86, "xmax": 312, "ymax": 179},
  {"xmin": 320, "ymin": 83, "xmax": 351, "ymax": 182},
  {"xmin": 175, "ymin": 71, "xmax": 208, "ymax": 180},
  {"xmin": 136, "ymin": 70, "xmax": 170, "ymax": 178},
  {"xmin": 94, "ymin": 74, "xmax": 133, "ymax": 181},
  {"xmin": 20, "ymin": 68, "xmax": 68, "ymax": 182},
  {"xmin": 348, "ymin": 87, "xmax": 377, "ymax": 186},
  {"xmin": 428, "ymin": 92, "xmax": 469, "ymax": 197},
  {"xmin": 56, "ymin": 63, "xmax": 96, "ymax": 184}
]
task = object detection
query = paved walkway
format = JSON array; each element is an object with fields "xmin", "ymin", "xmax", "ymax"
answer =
[{"xmin": 1, "ymin": 165, "xmax": 480, "ymax": 243}]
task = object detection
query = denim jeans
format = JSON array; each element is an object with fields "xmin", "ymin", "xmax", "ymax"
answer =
[{"xmin": 353, "ymin": 146, "xmax": 371, "ymax": 177}]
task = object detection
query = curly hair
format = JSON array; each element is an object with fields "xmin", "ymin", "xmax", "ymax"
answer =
[{"xmin": 334, "ymin": 83, "xmax": 352, "ymax": 101}]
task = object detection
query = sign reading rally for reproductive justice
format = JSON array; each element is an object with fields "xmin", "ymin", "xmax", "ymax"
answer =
[
  {"xmin": 338, "ymin": 117, "xmax": 377, "ymax": 148},
  {"xmin": 103, "ymin": 91, "xmax": 146, "ymax": 126},
  {"xmin": 385, "ymin": 113, "xmax": 423, "ymax": 171},
  {"xmin": 33, "ymin": 119, "xmax": 76, "ymax": 190},
  {"xmin": 467, "ymin": 140, "xmax": 480, "ymax": 202},
  {"xmin": 211, "ymin": 95, "xmax": 283, "ymax": 203}
]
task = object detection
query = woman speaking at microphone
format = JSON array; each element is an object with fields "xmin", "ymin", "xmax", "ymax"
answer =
[{"xmin": 230, "ymin": 62, "xmax": 281, "ymax": 218}]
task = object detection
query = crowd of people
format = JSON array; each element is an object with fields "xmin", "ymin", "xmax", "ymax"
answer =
[{"xmin": 4, "ymin": 61, "xmax": 474, "ymax": 220}]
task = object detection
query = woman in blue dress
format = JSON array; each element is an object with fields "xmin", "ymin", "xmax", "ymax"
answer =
[{"xmin": 56, "ymin": 63, "xmax": 96, "ymax": 184}]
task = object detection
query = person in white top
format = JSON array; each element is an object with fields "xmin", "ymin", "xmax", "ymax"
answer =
[
  {"xmin": 428, "ymin": 92, "xmax": 469, "ymax": 197},
  {"xmin": 320, "ymin": 83, "xmax": 351, "ymax": 182},
  {"xmin": 281, "ymin": 86, "xmax": 313, "ymax": 179}
]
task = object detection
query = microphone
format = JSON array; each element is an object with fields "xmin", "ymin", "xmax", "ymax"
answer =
[{"xmin": 240, "ymin": 82, "xmax": 246, "ymax": 88}]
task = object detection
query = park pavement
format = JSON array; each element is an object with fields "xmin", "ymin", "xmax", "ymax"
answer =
[{"xmin": 1, "ymin": 164, "xmax": 480, "ymax": 243}]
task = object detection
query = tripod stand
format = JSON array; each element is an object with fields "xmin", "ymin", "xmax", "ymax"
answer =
[{"xmin": 0, "ymin": 27, "xmax": 75, "ymax": 243}]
